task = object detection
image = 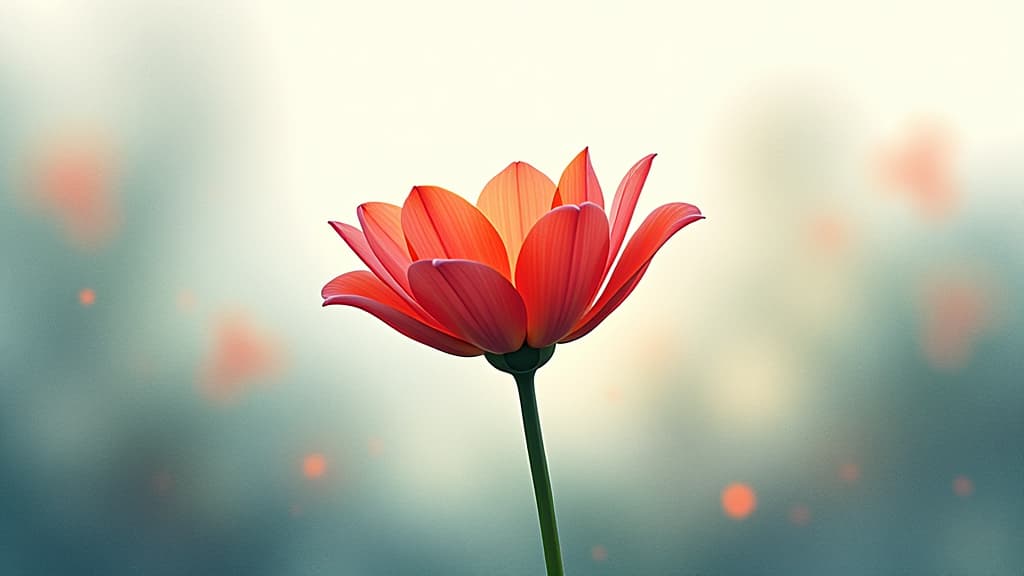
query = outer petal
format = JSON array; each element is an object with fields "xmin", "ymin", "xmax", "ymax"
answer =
[
  {"xmin": 402, "ymin": 186, "xmax": 512, "ymax": 280},
  {"xmin": 357, "ymin": 202, "xmax": 413, "ymax": 294},
  {"xmin": 515, "ymin": 203, "xmax": 609, "ymax": 347},
  {"xmin": 330, "ymin": 221, "xmax": 414, "ymax": 301},
  {"xmin": 476, "ymin": 161, "xmax": 557, "ymax": 271},
  {"xmin": 408, "ymin": 259, "xmax": 526, "ymax": 354},
  {"xmin": 551, "ymin": 148, "xmax": 604, "ymax": 208},
  {"xmin": 562, "ymin": 202, "xmax": 703, "ymax": 343},
  {"xmin": 606, "ymin": 154, "xmax": 656, "ymax": 274},
  {"xmin": 322, "ymin": 271, "xmax": 482, "ymax": 357},
  {"xmin": 331, "ymin": 220, "xmax": 455, "ymax": 328}
]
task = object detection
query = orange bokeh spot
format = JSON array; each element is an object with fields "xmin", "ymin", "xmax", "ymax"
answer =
[
  {"xmin": 839, "ymin": 462, "xmax": 861, "ymax": 484},
  {"xmin": 921, "ymin": 277, "xmax": 991, "ymax": 372},
  {"xmin": 591, "ymin": 545, "xmax": 608, "ymax": 562},
  {"xmin": 721, "ymin": 483, "xmax": 757, "ymax": 520},
  {"xmin": 28, "ymin": 133, "xmax": 121, "ymax": 250},
  {"xmin": 303, "ymin": 453, "xmax": 327, "ymax": 479},
  {"xmin": 789, "ymin": 504, "xmax": 812, "ymax": 526},
  {"xmin": 78, "ymin": 288, "xmax": 96, "ymax": 306},
  {"xmin": 953, "ymin": 475, "xmax": 974, "ymax": 497},
  {"xmin": 199, "ymin": 313, "xmax": 282, "ymax": 403},
  {"xmin": 876, "ymin": 121, "xmax": 958, "ymax": 220}
]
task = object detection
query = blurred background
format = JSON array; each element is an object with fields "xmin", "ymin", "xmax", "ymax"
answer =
[{"xmin": 1, "ymin": 1, "xmax": 1022, "ymax": 574}]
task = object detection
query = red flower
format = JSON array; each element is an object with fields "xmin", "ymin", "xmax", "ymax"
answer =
[{"xmin": 322, "ymin": 149, "xmax": 703, "ymax": 356}]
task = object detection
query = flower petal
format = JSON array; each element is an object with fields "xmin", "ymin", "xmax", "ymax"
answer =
[
  {"xmin": 402, "ymin": 186, "xmax": 512, "ymax": 280},
  {"xmin": 606, "ymin": 154, "xmax": 656, "ymax": 274},
  {"xmin": 562, "ymin": 202, "xmax": 703, "ymax": 343},
  {"xmin": 330, "ymin": 220, "xmax": 414, "ymax": 301},
  {"xmin": 357, "ymin": 202, "xmax": 413, "ymax": 294},
  {"xmin": 515, "ymin": 202, "xmax": 609, "ymax": 348},
  {"xmin": 322, "ymin": 271, "xmax": 482, "ymax": 357},
  {"xmin": 329, "ymin": 220, "xmax": 449, "ymax": 326},
  {"xmin": 476, "ymin": 161, "xmax": 557, "ymax": 271},
  {"xmin": 551, "ymin": 148, "xmax": 604, "ymax": 209},
  {"xmin": 408, "ymin": 259, "xmax": 526, "ymax": 354}
]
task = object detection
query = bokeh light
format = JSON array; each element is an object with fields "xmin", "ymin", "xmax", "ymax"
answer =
[
  {"xmin": 838, "ymin": 463, "xmax": 862, "ymax": 484},
  {"xmin": 876, "ymin": 121, "xmax": 958, "ymax": 220},
  {"xmin": 919, "ymin": 273, "xmax": 994, "ymax": 372},
  {"xmin": 24, "ymin": 130, "xmax": 121, "ymax": 250},
  {"xmin": 302, "ymin": 453, "xmax": 327, "ymax": 480},
  {"xmin": 77, "ymin": 288, "xmax": 96, "ymax": 306},
  {"xmin": 788, "ymin": 504, "xmax": 812, "ymax": 526},
  {"xmin": 721, "ymin": 483, "xmax": 757, "ymax": 520},
  {"xmin": 953, "ymin": 475, "xmax": 975, "ymax": 498},
  {"xmin": 198, "ymin": 313, "xmax": 283, "ymax": 403}
]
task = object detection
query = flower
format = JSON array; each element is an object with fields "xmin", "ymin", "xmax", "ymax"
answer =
[
  {"xmin": 322, "ymin": 148, "xmax": 703, "ymax": 356},
  {"xmin": 321, "ymin": 148, "xmax": 704, "ymax": 575}
]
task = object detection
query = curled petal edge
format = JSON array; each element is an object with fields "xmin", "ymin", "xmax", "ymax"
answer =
[
  {"xmin": 561, "ymin": 203, "xmax": 703, "ymax": 343},
  {"xmin": 322, "ymin": 272, "xmax": 482, "ymax": 357}
]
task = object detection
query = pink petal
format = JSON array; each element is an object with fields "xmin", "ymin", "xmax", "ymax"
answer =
[
  {"xmin": 562, "ymin": 202, "xmax": 703, "ymax": 343},
  {"xmin": 402, "ymin": 186, "xmax": 512, "ymax": 280},
  {"xmin": 515, "ymin": 203, "xmax": 609, "ymax": 348},
  {"xmin": 322, "ymin": 271, "xmax": 482, "ymax": 357},
  {"xmin": 476, "ymin": 161, "xmax": 557, "ymax": 272},
  {"xmin": 408, "ymin": 259, "xmax": 526, "ymax": 354},
  {"xmin": 551, "ymin": 148, "xmax": 604, "ymax": 209},
  {"xmin": 606, "ymin": 154, "xmax": 656, "ymax": 275}
]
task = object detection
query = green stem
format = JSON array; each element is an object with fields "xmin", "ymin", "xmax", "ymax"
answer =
[{"xmin": 514, "ymin": 370, "xmax": 564, "ymax": 576}]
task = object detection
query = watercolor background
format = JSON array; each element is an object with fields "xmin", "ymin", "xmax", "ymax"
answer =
[{"xmin": 2, "ymin": 1, "xmax": 1022, "ymax": 574}]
